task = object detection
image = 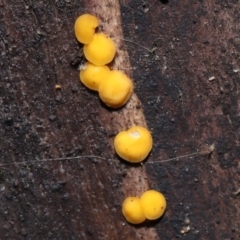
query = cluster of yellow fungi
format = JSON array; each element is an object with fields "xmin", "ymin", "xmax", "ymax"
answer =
[
  {"xmin": 74, "ymin": 14, "xmax": 133, "ymax": 108},
  {"xmin": 74, "ymin": 14, "xmax": 166, "ymax": 225}
]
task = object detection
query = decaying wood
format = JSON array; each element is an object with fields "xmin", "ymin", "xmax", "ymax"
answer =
[
  {"xmin": 0, "ymin": 0, "xmax": 239, "ymax": 239},
  {"xmin": 85, "ymin": 1, "xmax": 156, "ymax": 238}
]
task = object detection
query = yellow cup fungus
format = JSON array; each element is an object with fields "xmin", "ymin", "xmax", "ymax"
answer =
[
  {"xmin": 99, "ymin": 70, "xmax": 133, "ymax": 108},
  {"xmin": 84, "ymin": 33, "xmax": 116, "ymax": 66},
  {"xmin": 80, "ymin": 62, "xmax": 110, "ymax": 91},
  {"xmin": 114, "ymin": 126, "xmax": 152, "ymax": 163},
  {"xmin": 140, "ymin": 190, "xmax": 167, "ymax": 220},
  {"xmin": 74, "ymin": 14, "xmax": 99, "ymax": 44},
  {"xmin": 122, "ymin": 197, "xmax": 146, "ymax": 224}
]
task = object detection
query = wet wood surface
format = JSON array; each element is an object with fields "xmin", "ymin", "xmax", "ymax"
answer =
[{"xmin": 0, "ymin": 0, "xmax": 239, "ymax": 239}]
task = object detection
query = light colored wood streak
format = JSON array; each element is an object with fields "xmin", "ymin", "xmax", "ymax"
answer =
[{"xmin": 84, "ymin": 1, "xmax": 157, "ymax": 239}]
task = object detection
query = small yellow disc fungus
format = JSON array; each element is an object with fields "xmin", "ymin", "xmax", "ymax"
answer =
[
  {"xmin": 80, "ymin": 62, "xmax": 110, "ymax": 91},
  {"xmin": 84, "ymin": 33, "xmax": 116, "ymax": 66},
  {"xmin": 74, "ymin": 14, "xmax": 99, "ymax": 44},
  {"xmin": 98, "ymin": 70, "xmax": 133, "ymax": 108},
  {"xmin": 114, "ymin": 126, "xmax": 152, "ymax": 162},
  {"xmin": 122, "ymin": 197, "xmax": 146, "ymax": 224},
  {"xmin": 140, "ymin": 190, "xmax": 166, "ymax": 220}
]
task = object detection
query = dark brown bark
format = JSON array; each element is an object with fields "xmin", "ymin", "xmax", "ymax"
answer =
[{"xmin": 0, "ymin": 0, "xmax": 239, "ymax": 239}]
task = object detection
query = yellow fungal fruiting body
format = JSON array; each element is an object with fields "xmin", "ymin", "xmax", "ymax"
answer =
[
  {"xmin": 80, "ymin": 62, "xmax": 110, "ymax": 91},
  {"xmin": 122, "ymin": 197, "xmax": 146, "ymax": 224},
  {"xmin": 114, "ymin": 126, "xmax": 152, "ymax": 163},
  {"xmin": 74, "ymin": 14, "xmax": 99, "ymax": 44},
  {"xmin": 140, "ymin": 190, "xmax": 166, "ymax": 220},
  {"xmin": 99, "ymin": 70, "xmax": 133, "ymax": 108},
  {"xmin": 84, "ymin": 33, "xmax": 116, "ymax": 66}
]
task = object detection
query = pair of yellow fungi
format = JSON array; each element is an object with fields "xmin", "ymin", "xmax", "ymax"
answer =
[
  {"xmin": 74, "ymin": 14, "xmax": 133, "ymax": 108},
  {"xmin": 81, "ymin": 66, "xmax": 133, "ymax": 108},
  {"xmin": 74, "ymin": 14, "xmax": 115, "ymax": 65},
  {"xmin": 74, "ymin": 14, "xmax": 166, "ymax": 225},
  {"xmin": 122, "ymin": 190, "xmax": 167, "ymax": 224}
]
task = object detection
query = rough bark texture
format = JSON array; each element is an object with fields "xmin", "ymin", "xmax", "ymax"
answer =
[{"xmin": 0, "ymin": 0, "xmax": 239, "ymax": 239}]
